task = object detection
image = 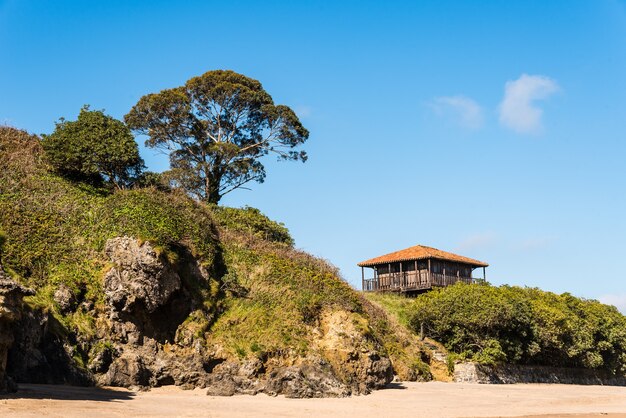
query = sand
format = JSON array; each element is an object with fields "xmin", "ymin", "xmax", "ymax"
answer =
[{"xmin": 1, "ymin": 382, "xmax": 626, "ymax": 418}]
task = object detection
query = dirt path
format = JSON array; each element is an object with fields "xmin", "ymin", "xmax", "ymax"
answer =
[{"xmin": 1, "ymin": 382, "xmax": 626, "ymax": 417}]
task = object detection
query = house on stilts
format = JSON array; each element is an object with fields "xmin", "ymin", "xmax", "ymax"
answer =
[{"xmin": 358, "ymin": 244, "xmax": 488, "ymax": 294}]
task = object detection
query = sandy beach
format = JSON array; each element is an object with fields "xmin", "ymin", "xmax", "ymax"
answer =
[{"xmin": 2, "ymin": 382, "xmax": 626, "ymax": 418}]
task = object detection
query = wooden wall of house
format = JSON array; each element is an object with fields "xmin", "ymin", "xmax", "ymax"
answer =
[
  {"xmin": 429, "ymin": 260, "xmax": 474, "ymax": 279},
  {"xmin": 375, "ymin": 261, "xmax": 473, "ymax": 278},
  {"xmin": 370, "ymin": 259, "xmax": 476, "ymax": 290}
]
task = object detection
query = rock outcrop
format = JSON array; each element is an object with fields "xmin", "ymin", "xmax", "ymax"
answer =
[
  {"xmin": 98, "ymin": 237, "xmax": 214, "ymax": 387},
  {"xmin": 103, "ymin": 237, "xmax": 182, "ymax": 314},
  {"xmin": 7, "ymin": 237, "xmax": 396, "ymax": 397},
  {"xmin": 316, "ymin": 310, "xmax": 393, "ymax": 394},
  {"xmin": 7, "ymin": 309, "xmax": 95, "ymax": 387},
  {"xmin": 96, "ymin": 237, "xmax": 394, "ymax": 396},
  {"xmin": 0, "ymin": 263, "xmax": 33, "ymax": 392}
]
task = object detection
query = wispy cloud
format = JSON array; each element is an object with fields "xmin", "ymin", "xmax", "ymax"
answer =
[
  {"xmin": 515, "ymin": 235, "xmax": 557, "ymax": 252},
  {"xmin": 455, "ymin": 231, "xmax": 498, "ymax": 253},
  {"xmin": 294, "ymin": 105, "xmax": 313, "ymax": 119},
  {"xmin": 430, "ymin": 95, "xmax": 484, "ymax": 130},
  {"xmin": 599, "ymin": 293, "xmax": 626, "ymax": 314},
  {"xmin": 498, "ymin": 74, "xmax": 559, "ymax": 134}
]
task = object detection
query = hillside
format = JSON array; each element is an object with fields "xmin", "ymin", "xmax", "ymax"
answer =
[{"xmin": 0, "ymin": 126, "xmax": 433, "ymax": 396}]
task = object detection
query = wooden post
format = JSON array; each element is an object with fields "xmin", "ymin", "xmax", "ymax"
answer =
[
  {"xmin": 361, "ymin": 266, "xmax": 365, "ymax": 291},
  {"xmin": 420, "ymin": 322, "xmax": 425, "ymax": 341},
  {"xmin": 373, "ymin": 267, "xmax": 377, "ymax": 290},
  {"xmin": 483, "ymin": 267, "xmax": 486, "ymax": 281},
  {"xmin": 399, "ymin": 261, "xmax": 403, "ymax": 289},
  {"xmin": 427, "ymin": 259, "xmax": 431, "ymax": 286}
]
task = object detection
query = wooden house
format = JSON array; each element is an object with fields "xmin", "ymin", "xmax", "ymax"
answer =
[{"xmin": 358, "ymin": 244, "xmax": 488, "ymax": 294}]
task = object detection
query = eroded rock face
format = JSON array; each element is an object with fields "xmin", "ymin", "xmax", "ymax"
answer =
[
  {"xmin": 101, "ymin": 247, "xmax": 394, "ymax": 397},
  {"xmin": 104, "ymin": 237, "xmax": 181, "ymax": 314},
  {"xmin": 7, "ymin": 309, "xmax": 94, "ymax": 387},
  {"xmin": 317, "ymin": 310, "xmax": 394, "ymax": 394},
  {"xmin": 0, "ymin": 264, "xmax": 34, "ymax": 392},
  {"xmin": 97, "ymin": 237, "xmax": 214, "ymax": 388},
  {"xmin": 203, "ymin": 359, "xmax": 350, "ymax": 398}
]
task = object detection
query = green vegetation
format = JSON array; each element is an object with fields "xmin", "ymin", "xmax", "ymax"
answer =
[
  {"xmin": 0, "ymin": 126, "xmax": 429, "ymax": 379},
  {"xmin": 364, "ymin": 292, "xmax": 416, "ymax": 329},
  {"xmin": 209, "ymin": 229, "xmax": 360, "ymax": 356},
  {"xmin": 0, "ymin": 126, "xmax": 219, "ymax": 336},
  {"xmin": 41, "ymin": 106, "xmax": 144, "ymax": 189},
  {"xmin": 125, "ymin": 70, "xmax": 309, "ymax": 204},
  {"xmin": 411, "ymin": 282, "xmax": 626, "ymax": 373},
  {"xmin": 213, "ymin": 206, "xmax": 294, "ymax": 246}
]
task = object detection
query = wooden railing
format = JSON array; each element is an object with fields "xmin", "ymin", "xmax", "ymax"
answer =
[
  {"xmin": 363, "ymin": 271, "xmax": 474, "ymax": 292},
  {"xmin": 430, "ymin": 272, "xmax": 473, "ymax": 287},
  {"xmin": 363, "ymin": 278, "xmax": 379, "ymax": 292}
]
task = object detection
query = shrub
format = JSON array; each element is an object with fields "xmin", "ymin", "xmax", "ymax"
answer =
[
  {"xmin": 41, "ymin": 106, "xmax": 144, "ymax": 189},
  {"xmin": 410, "ymin": 283, "xmax": 626, "ymax": 373}
]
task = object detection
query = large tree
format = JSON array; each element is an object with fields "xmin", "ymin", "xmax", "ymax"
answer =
[
  {"xmin": 124, "ymin": 70, "xmax": 309, "ymax": 204},
  {"xmin": 42, "ymin": 106, "xmax": 144, "ymax": 189}
]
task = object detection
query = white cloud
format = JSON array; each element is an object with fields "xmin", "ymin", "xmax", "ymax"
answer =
[
  {"xmin": 430, "ymin": 95, "xmax": 484, "ymax": 130},
  {"xmin": 498, "ymin": 74, "xmax": 559, "ymax": 134},
  {"xmin": 599, "ymin": 293, "xmax": 626, "ymax": 314}
]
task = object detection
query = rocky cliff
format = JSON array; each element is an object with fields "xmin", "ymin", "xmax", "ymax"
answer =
[
  {"xmin": 0, "ymin": 263, "xmax": 33, "ymax": 392},
  {"xmin": 5, "ymin": 236, "xmax": 401, "ymax": 397}
]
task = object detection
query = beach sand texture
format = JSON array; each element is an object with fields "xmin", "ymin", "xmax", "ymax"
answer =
[{"xmin": 2, "ymin": 382, "xmax": 626, "ymax": 418}]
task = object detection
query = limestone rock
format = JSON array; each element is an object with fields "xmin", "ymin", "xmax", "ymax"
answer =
[
  {"xmin": 265, "ymin": 363, "xmax": 350, "ymax": 398},
  {"xmin": 103, "ymin": 237, "xmax": 181, "ymax": 313},
  {"xmin": 317, "ymin": 310, "xmax": 394, "ymax": 394}
]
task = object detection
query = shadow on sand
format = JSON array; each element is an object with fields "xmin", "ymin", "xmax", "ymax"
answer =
[
  {"xmin": 382, "ymin": 382, "xmax": 407, "ymax": 390},
  {"xmin": 0, "ymin": 384, "xmax": 136, "ymax": 402}
]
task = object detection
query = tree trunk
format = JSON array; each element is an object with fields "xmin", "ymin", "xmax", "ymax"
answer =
[{"xmin": 205, "ymin": 171, "xmax": 222, "ymax": 204}]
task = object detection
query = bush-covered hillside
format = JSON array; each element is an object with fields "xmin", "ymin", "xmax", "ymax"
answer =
[
  {"xmin": 0, "ymin": 126, "xmax": 432, "ymax": 394},
  {"xmin": 409, "ymin": 283, "xmax": 626, "ymax": 373}
]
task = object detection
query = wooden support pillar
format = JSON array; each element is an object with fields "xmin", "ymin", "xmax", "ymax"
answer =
[
  {"xmin": 427, "ymin": 258, "xmax": 431, "ymax": 286},
  {"xmin": 483, "ymin": 267, "xmax": 486, "ymax": 281},
  {"xmin": 361, "ymin": 266, "xmax": 365, "ymax": 291},
  {"xmin": 375, "ymin": 266, "xmax": 378, "ymax": 290}
]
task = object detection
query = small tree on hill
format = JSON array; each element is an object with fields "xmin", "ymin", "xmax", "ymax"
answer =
[
  {"xmin": 124, "ymin": 70, "xmax": 309, "ymax": 204},
  {"xmin": 42, "ymin": 106, "xmax": 144, "ymax": 189}
]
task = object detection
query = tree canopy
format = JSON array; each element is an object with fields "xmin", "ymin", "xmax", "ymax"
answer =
[
  {"xmin": 124, "ymin": 70, "xmax": 309, "ymax": 204},
  {"xmin": 41, "ymin": 106, "xmax": 144, "ymax": 189}
]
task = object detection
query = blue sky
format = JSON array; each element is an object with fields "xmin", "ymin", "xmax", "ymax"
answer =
[{"xmin": 2, "ymin": 1, "xmax": 626, "ymax": 311}]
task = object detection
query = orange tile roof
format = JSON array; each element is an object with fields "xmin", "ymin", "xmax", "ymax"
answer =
[{"xmin": 357, "ymin": 244, "xmax": 488, "ymax": 268}]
